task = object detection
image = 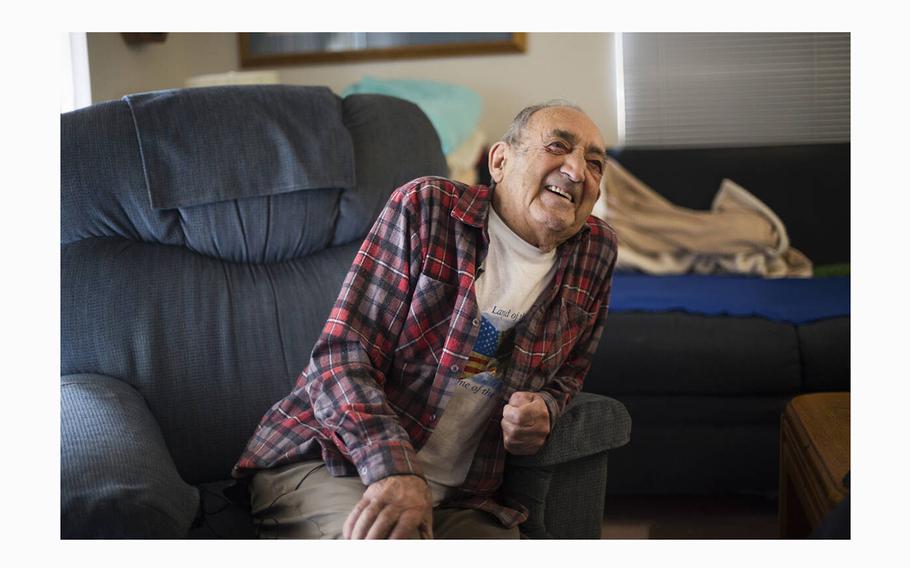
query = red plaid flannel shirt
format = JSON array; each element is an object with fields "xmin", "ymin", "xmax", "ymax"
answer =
[{"xmin": 232, "ymin": 176, "xmax": 617, "ymax": 527}]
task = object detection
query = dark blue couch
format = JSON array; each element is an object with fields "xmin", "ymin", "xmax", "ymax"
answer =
[{"xmin": 585, "ymin": 144, "xmax": 850, "ymax": 496}]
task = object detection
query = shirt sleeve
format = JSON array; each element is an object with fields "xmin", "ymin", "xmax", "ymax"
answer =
[
  {"xmin": 302, "ymin": 183, "xmax": 426, "ymax": 486},
  {"xmin": 538, "ymin": 228, "xmax": 618, "ymax": 431}
]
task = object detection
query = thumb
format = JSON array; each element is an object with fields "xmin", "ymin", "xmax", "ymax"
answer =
[{"xmin": 508, "ymin": 391, "xmax": 537, "ymax": 407}]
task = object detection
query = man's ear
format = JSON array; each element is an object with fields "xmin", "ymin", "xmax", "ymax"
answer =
[{"xmin": 488, "ymin": 141, "xmax": 508, "ymax": 184}]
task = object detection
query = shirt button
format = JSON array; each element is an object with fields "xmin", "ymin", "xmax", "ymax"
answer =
[
  {"xmin": 472, "ymin": 318, "xmax": 480, "ymax": 327},
  {"xmin": 430, "ymin": 414, "xmax": 437, "ymax": 422},
  {"xmin": 450, "ymin": 364, "xmax": 459, "ymax": 373}
]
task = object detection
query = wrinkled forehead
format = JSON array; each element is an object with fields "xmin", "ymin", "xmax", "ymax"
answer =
[{"xmin": 528, "ymin": 107, "xmax": 606, "ymax": 157}]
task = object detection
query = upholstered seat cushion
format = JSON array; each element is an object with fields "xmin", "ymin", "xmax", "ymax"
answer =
[{"xmin": 589, "ymin": 312, "xmax": 802, "ymax": 396}]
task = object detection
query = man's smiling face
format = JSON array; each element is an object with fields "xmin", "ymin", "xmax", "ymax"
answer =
[{"xmin": 489, "ymin": 106, "xmax": 606, "ymax": 253}]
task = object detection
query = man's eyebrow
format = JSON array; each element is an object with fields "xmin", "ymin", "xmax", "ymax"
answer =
[
  {"xmin": 588, "ymin": 145, "xmax": 608, "ymax": 161},
  {"xmin": 551, "ymin": 129, "xmax": 577, "ymax": 145},
  {"xmin": 551, "ymin": 129, "xmax": 607, "ymax": 160}
]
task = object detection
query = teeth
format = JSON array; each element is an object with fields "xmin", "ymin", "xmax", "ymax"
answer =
[{"xmin": 545, "ymin": 185, "xmax": 573, "ymax": 202}]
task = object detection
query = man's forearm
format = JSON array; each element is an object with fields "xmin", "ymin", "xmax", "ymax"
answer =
[
  {"xmin": 539, "ymin": 243, "xmax": 616, "ymax": 427},
  {"xmin": 302, "ymin": 184, "xmax": 426, "ymax": 485}
]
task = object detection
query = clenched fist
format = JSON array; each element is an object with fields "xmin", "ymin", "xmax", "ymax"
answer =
[{"xmin": 501, "ymin": 391, "xmax": 551, "ymax": 455}]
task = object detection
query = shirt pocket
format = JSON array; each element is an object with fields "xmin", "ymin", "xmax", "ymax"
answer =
[
  {"xmin": 536, "ymin": 298, "xmax": 596, "ymax": 379},
  {"xmin": 393, "ymin": 272, "xmax": 457, "ymax": 368}
]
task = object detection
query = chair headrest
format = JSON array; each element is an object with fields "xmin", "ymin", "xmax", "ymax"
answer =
[{"xmin": 124, "ymin": 85, "xmax": 356, "ymax": 210}]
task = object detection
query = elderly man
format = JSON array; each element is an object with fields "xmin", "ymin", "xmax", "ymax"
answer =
[{"xmin": 232, "ymin": 100, "xmax": 618, "ymax": 539}]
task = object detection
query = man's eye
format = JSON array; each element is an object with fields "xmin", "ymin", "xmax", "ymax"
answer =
[
  {"xmin": 588, "ymin": 160, "xmax": 604, "ymax": 174},
  {"xmin": 546, "ymin": 142, "xmax": 569, "ymax": 153}
]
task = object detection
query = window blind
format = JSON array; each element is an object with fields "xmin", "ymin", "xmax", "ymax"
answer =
[{"xmin": 620, "ymin": 33, "xmax": 850, "ymax": 147}]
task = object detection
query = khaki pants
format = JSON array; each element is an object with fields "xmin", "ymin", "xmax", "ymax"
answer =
[{"xmin": 250, "ymin": 460, "xmax": 520, "ymax": 539}]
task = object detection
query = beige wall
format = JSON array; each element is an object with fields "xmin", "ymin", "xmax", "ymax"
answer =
[
  {"xmin": 88, "ymin": 32, "xmax": 619, "ymax": 146},
  {"xmin": 88, "ymin": 33, "xmax": 239, "ymax": 104}
]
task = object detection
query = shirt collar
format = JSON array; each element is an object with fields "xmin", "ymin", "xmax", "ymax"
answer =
[{"xmin": 450, "ymin": 183, "xmax": 491, "ymax": 228}]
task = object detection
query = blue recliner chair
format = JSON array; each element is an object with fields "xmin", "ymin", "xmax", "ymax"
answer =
[{"xmin": 60, "ymin": 85, "xmax": 631, "ymax": 539}]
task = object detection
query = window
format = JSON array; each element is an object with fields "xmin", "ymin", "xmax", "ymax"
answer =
[
  {"xmin": 62, "ymin": 33, "xmax": 92, "ymax": 113},
  {"xmin": 617, "ymin": 33, "xmax": 850, "ymax": 147}
]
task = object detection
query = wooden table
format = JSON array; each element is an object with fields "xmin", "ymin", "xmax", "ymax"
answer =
[{"xmin": 778, "ymin": 392, "xmax": 850, "ymax": 538}]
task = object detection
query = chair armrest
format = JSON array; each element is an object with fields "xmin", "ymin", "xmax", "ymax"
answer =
[
  {"xmin": 509, "ymin": 392, "xmax": 631, "ymax": 468},
  {"xmin": 503, "ymin": 392, "xmax": 631, "ymax": 538},
  {"xmin": 61, "ymin": 373, "xmax": 199, "ymax": 538}
]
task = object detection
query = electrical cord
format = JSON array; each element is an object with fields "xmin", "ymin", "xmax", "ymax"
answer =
[{"xmin": 192, "ymin": 485, "xmax": 234, "ymax": 538}]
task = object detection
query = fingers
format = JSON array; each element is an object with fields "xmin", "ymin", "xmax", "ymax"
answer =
[
  {"xmin": 418, "ymin": 519, "xmax": 434, "ymax": 540},
  {"xmin": 503, "ymin": 393, "xmax": 548, "ymax": 427},
  {"xmin": 502, "ymin": 403, "xmax": 530, "ymax": 426},
  {"xmin": 365, "ymin": 509, "xmax": 400, "ymax": 540},
  {"xmin": 509, "ymin": 391, "xmax": 536, "ymax": 406},
  {"xmin": 345, "ymin": 500, "xmax": 426, "ymax": 540},
  {"xmin": 388, "ymin": 509, "xmax": 430, "ymax": 540},
  {"xmin": 502, "ymin": 419, "xmax": 546, "ymax": 453},
  {"xmin": 342, "ymin": 498, "xmax": 366, "ymax": 539},
  {"xmin": 502, "ymin": 392, "xmax": 550, "ymax": 455},
  {"xmin": 502, "ymin": 420, "xmax": 544, "ymax": 454},
  {"xmin": 349, "ymin": 500, "xmax": 383, "ymax": 540},
  {"xmin": 505, "ymin": 391, "xmax": 539, "ymax": 425},
  {"xmin": 344, "ymin": 474, "xmax": 433, "ymax": 539}
]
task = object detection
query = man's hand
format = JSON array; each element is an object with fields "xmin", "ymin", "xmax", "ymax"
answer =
[
  {"xmin": 342, "ymin": 474, "xmax": 433, "ymax": 539},
  {"xmin": 501, "ymin": 391, "xmax": 551, "ymax": 455}
]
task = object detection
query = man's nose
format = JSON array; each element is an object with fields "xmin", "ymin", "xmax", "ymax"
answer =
[{"xmin": 560, "ymin": 149, "xmax": 586, "ymax": 184}]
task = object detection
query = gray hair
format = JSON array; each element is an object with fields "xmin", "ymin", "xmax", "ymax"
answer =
[{"xmin": 500, "ymin": 99, "xmax": 584, "ymax": 146}]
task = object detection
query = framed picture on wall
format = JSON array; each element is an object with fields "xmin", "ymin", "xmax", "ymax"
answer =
[{"xmin": 239, "ymin": 33, "xmax": 526, "ymax": 68}]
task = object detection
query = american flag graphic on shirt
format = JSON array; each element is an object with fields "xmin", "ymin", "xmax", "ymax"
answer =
[{"xmin": 462, "ymin": 316, "xmax": 515, "ymax": 381}]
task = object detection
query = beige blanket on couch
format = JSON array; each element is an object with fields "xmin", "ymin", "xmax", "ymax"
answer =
[{"xmin": 591, "ymin": 158, "xmax": 812, "ymax": 278}]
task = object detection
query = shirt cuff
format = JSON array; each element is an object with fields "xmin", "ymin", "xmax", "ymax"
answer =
[
  {"xmin": 350, "ymin": 440, "xmax": 425, "ymax": 486},
  {"xmin": 537, "ymin": 391, "xmax": 561, "ymax": 433}
]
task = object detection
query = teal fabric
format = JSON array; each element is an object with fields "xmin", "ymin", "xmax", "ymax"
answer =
[{"xmin": 342, "ymin": 76, "xmax": 482, "ymax": 154}]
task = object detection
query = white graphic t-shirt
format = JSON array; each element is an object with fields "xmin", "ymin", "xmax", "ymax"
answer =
[{"xmin": 417, "ymin": 206, "xmax": 557, "ymax": 503}]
